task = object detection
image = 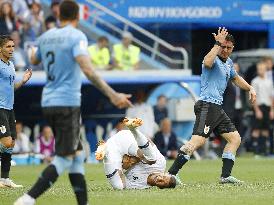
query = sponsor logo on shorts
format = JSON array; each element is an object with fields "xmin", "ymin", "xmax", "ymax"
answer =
[
  {"xmin": 204, "ymin": 125, "xmax": 210, "ymax": 135},
  {"xmin": 0, "ymin": 125, "xmax": 6, "ymax": 134}
]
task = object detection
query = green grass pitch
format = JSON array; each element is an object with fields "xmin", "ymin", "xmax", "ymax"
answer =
[{"xmin": 1, "ymin": 158, "xmax": 274, "ymax": 205}]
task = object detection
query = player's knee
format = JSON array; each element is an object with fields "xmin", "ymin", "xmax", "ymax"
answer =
[
  {"xmin": 69, "ymin": 151, "xmax": 85, "ymax": 175},
  {"xmin": 108, "ymin": 170, "xmax": 125, "ymax": 190},
  {"xmin": 109, "ymin": 177, "xmax": 125, "ymax": 190},
  {"xmin": 112, "ymin": 182, "xmax": 124, "ymax": 190},
  {"xmin": 1, "ymin": 137, "xmax": 13, "ymax": 148},
  {"xmin": 52, "ymin": 155, "xmax": 73, "ymax": 175},
  {"xmin": 231, "ymin": 133, "xmax": 241, "ymax": 147}
]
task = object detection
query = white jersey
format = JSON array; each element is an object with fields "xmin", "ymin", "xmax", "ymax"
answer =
[
  {"xmin": 251, "ymin": 76, "xmax": 273, "ymax": 106},
  {"xmin": 103, "ymin": 130, "xmax": 139, "ymax": 175},
  {"xmin": 103, "ymin": 129, "xmax": 166, "ymax": 189},
  {"xmin": 125, "ymin": 146, "xmax": 166, "ymax": 189}
]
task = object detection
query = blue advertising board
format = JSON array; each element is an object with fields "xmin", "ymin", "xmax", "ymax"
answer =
[{"xmin": 82, "ymin": 0, "xmax": 274, "ymax": 23}]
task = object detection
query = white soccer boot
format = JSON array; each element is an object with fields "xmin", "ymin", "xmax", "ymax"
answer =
[
  {"xmin": 220, "ymin": 176, "xmax": 244, "ymax": 184},
  {"xmin": 122, "ymin": 117, "xmax": 143, "ymax": 129},
  {"xmin": 14, "ymin": 194, "xmax": 35, "ymax": 205},
  {"xmin": 0, "ymin": 178, "xmax": 23, "ymax": 188}
]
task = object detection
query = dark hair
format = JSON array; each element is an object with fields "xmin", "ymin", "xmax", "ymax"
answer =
[
  {"xmin": 98, "ymin": 36, "xmax": 109, "ymax": 43},
  {"xmin": 0, "ymin": 35, "xmax": 13, "ymax": 47},
  {"xmin": 168, "ymin": 175, "xmax": 177, "ymax": 188},
  {"xmin": 51, "ymin": 1, "xmax": 60, "ymax": 8},
  {"xmin": 157, "ymin": 95, "xmax": 166, "ymax": 100},
  {"xmin": 59, "ymin": 0, "xmax": 79, "ymax": 21},
  {"xmin": 158, "ymin": 175, "xmax": 177, "ymax": 189},
  {"xmin": 225, "ymin": 34, "xmax": 235, "ymax": 46},
  {"xmin": 45, "ymin": 16, "xmax": 56, "ymax": 24}
]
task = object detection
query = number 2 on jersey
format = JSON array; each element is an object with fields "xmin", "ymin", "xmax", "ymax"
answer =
[{"xmin": 46, "ymin": 51, "xmax": 55, "ymax": 81}]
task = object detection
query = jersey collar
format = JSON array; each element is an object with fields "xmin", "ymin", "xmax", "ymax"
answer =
[
  {"xmin": 217, "ymin": 55, "xmax": 227, "ymax": 63},
  {"xmin": 0, "ymin": 59, "xmax": 10, "ymax": 66}
]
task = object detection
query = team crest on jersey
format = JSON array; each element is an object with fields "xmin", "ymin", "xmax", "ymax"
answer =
[
  {"xmin": 204, "ymin": 125, "xmax": 210, "ymax": 135},
  {"xmin": 0, "ymin": 125, "xmax": 6, "ymax": 134}
]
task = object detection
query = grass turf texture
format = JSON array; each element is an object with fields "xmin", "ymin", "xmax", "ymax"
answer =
[{"xmin": 1, "ymin": 158, "xmax": 274, "ymax": 205}]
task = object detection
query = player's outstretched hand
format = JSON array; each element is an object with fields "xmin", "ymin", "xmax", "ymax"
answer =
[
  {"xmin": 249, "ymin": 86, "xmax": 256, "ymax": 104},
  {"xmin": 212, "ymin": 27, "xmax": 228, "ymax": 44},
  {"xmin": 111, "ymin": 92, "xmax": 133, "ymax": 109},
  {"xmin": 22, "ymin": 68, "xmax": 32, "ymax": 84}
]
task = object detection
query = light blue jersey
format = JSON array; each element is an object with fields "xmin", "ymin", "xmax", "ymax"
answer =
[
  {"xmin": 36, "ymin": 25, "xmax": 89, "ymax": 107},
  {"xmin": 0, "ymin": 60, "xmax": 15, "ymax": 110},
  {"xmin": 199, "ymin": 56, "xmax": 237, "ymax": 105}
]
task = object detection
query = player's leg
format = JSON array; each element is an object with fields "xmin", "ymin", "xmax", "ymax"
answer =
[
  {"xmin": 217, "ymin": 112, "xmax": 242, "ymax": 183},
  {"xmin": 123, "ymin": 117, "xmax": 157, "ymax": 162},
  {"xmin": 14, "ymin": 107, "xmax": 81, "ymax": 205},
  {"xmin": 260, "ymin": 130, "xmax": 269, "ymax": 155},
  {"xmin": 251, "ymin": 129, "xmax": 260, "ymax": 155},
  {"xmin": 168, "ymin": 135, "xmax": 206, "ymax": 175},
  {"xmin": 104, "ymin": 161, "xmax": 125, "ymax": 190},
  {"xmin": 168, "ymin": 101, "xmax": 214, "ymax": 176},
  {"xmin": 0, "ymin": 109, "xmax": 22, "ymax": 188},
  {"xmin": 259, "ymin": 106, "xmax": 271, "ymax": 156},
  {"xmin": 69, "ymin": 148, "xmax": 88, "ymax": 205}
]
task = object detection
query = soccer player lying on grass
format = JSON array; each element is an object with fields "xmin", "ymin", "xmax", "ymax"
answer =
[{"xmin": 96, "ymin": 117, "xmax": 177, "ymax": 189}]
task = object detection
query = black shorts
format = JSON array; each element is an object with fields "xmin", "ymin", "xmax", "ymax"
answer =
[
  {"xmin": 42, "ymin": 107, "xmax": 82, "ymax": 156},
  {"xmin": 253, "ymin": 105, "xmax": 271, "ymax": 130},
  {"xmin": 0, "ymin": 109, "xmax": 16, "ymax": 140},
  {"xmin": 192, "ymin": 101, "xmax": 237, "ymax": 138}
]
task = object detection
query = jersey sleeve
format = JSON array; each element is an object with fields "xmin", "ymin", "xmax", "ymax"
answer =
[
  {"xmin": 72, "ymin": 32, "xmax": 89, "ymax": 58},
  {"xmin": 229, "ymin": 61, "xmax": 237, "ymax": 79},
  {"xmin": 202, "ymin": 57, "xmax": 217, "ymax": 69}
]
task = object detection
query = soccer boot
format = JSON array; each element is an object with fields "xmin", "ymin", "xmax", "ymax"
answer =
[
  {"xmin": 0, "ymin": 178, "xmax": 23, "ymax": 188},
  {"xmin": 122, "ymin": 117, "xmax": 143, "ymax": 129},
  {"xmin": 220, "ymin": 176, "xmax": 243, "ymax": 184}
]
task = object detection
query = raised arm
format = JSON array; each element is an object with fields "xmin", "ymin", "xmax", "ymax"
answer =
[
  {"xmin": 203, "ymin": 27, "xmax": 228, "ymax": 68},
  {"xmin": 232, "ymin": 75, "xmax": 256, "ymax": 104},
  {"xmin": 76, "ymin": 55, "xmax": 132, "ymax": 109}
]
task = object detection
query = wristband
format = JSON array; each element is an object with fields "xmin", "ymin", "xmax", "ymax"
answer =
[{"xmin": 215, "ymin": 41, "xmax": 222, "ymax": 46}]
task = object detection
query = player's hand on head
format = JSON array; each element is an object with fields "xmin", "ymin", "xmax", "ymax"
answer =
[
  {"xmin": 22, "ymin": 68, "xmax": 32, "ymax": 84},
  {"xmin": 212, "ymin": 27, "xmax": 228, "ymax": 44},
  {"xmin": 111, "ymin": 92, "xmax": 133, "ymax": 109},
  {"xmin": 248, "ymin": 86, "xmax": 256, "ymax": 105}
]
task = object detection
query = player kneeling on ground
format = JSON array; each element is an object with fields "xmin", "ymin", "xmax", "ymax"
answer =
[{"xmin": 96, "ymin": 117, "xmax": 177, "ymax": 189}]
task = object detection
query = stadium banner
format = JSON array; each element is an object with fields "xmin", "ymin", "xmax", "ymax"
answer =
[{"xmin": 81, "ymin": 0, "xmax": 274, "ymax": 23}]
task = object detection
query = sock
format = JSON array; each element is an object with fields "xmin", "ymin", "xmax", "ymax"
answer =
[
  {"xmin": 69, "ymin": 173, "xmax": 88, "ymax": 205},
  {"xmin": 221, "ymin": 152, "xmax": 235, "ymax": 178},
  {"xmin": 129, "ymin": 129, "xmax": 155, "ymax": 161},
  {"xmin": 28, "ymin": 165, "xmax": 59, "ymax": 199},
  {"xmin": 168, "ymin": 150, "xmax": 190, "ymax": 175},
  {"xmin": 259, "ymin": 137, "xmax": 267, "ymax": 155},
  {"xmin": 252, "ymin": 138, "xmax": 259, "ymax": 154},
  {"xmin": 1, "ymin": 152, "xmax": 11, "ymax": 178}
]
